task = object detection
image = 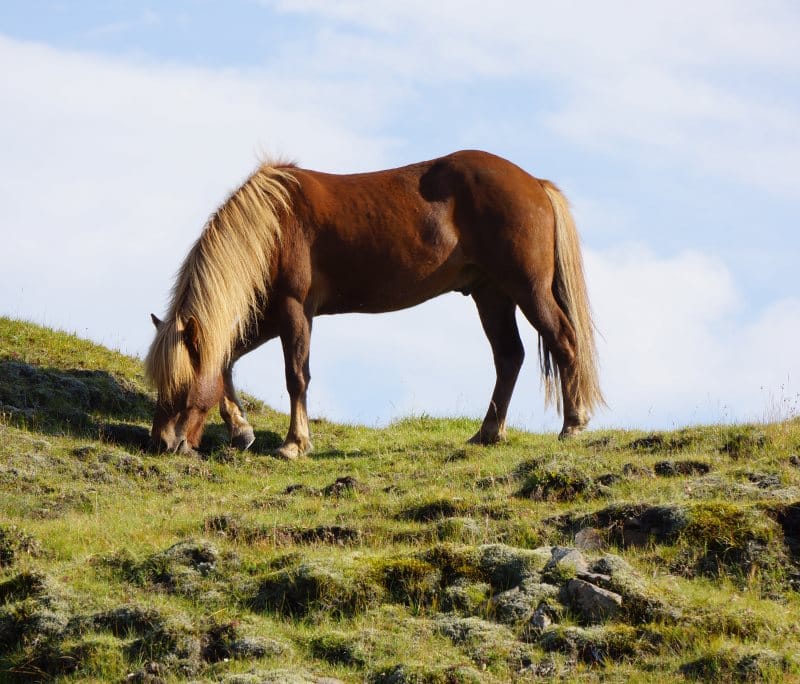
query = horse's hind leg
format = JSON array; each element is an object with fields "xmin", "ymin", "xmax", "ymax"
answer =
[
  {"xmin": 514, "ymin": 284, "xmax": 587, "ymax": 438},
  {"xmin": 219, "ymin": 366, "xmax": 256, "ymax": 450},
  {"xmin": 468, "ymin": 284, "xmax": 525, "ymax": 445}
]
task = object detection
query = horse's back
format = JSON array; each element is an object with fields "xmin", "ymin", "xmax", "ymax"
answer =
[{"xmin": 293, "ymin": 149, "xmax": 548, "ymax": 236}]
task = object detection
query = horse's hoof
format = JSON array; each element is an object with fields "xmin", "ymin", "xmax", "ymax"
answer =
[
  {"xmin": 559, "ymin": 424, "xmax": 587, "ymax": 440},
  {"xmin": 176, "ymin": 440, "xmax": 200, "ymax": 457},
  {"xmin": 231, "ymin": 426, "xmax": 256, "ymax": 451},
  {"xmin": 273, "ymin": 441, "xmax": 313, "ymax": 461},
  {"xmin": 467, "ymin": 429, "xmax": 504, "ymax": 446}
]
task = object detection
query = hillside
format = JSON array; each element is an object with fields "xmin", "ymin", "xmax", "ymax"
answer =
[{"xmin": 1, "ymin": 316, "xmax": 799, "ymax": 683}]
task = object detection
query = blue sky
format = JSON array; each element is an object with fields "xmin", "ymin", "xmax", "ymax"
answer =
[{"xmin": 1, "ymin": 1, "xmax": 799, "ymax": 432}]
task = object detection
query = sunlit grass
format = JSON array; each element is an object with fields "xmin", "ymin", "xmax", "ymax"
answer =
[{"xmin": 1, "ymin": 316, "xmax": 799, "ymax": 682}]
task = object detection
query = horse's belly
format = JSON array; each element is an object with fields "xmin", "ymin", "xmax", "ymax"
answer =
[{"xmin": 314, "ymin": 247, "xmax": 472, "ymax": 315}]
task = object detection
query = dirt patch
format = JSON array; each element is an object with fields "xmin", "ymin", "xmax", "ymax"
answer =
[
  {"xmin": 654, "ymin": 460, "xmax": 711, "ymax": 476},
  {"xmin": 538, "ymin": 624, "xmax": 648, "ymax": 665},
  {"xmin": 278, "ymin": 526, "xmax": 362, "ymax": 546},
  {"xmin": 99, "ymin": 423, "xmax": 151, "ymax": 451},
  {"xmin": 399, "ymin": 498, "xmax": 462, "ymax": 521},
  {"xmin": 203, "ymin": 621, "xmax": 285, "ymax": 662},
  {"xmin": 309, "ymin": 631, "xmax": 367, "ymax": 666},
  {"xmin": 550, "ymin": 503, "xmax": 689, "ymax": 547},
  {"xmin": 205, "ymin": 514, "xmax": 361, "ymax": 546},
  {"xmin": 322, "ymin": 475, "xmax": 367, "ymax": 496}
]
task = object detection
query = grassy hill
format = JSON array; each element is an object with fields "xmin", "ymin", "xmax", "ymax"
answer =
[{"xmin": 1, "ymin": 315, "xmax": 799, "ymax": 683}]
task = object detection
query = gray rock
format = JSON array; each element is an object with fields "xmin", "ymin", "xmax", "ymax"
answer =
[
  {"xmin": 576, "ymin": 571, "xmax": 613, "ymax": 585},
  {"xmin": 529, "ymin": 603, "xmax": 554, "ymax": 632},
  {"xmin": 543, "ymin": 547, "xmax": 589, "ymax": 579},
  {"xmin": 563, "ymin": 578, "xmax": 622, "ymax": 623},
  {"xmin": 487, "ymin": 581, "xmax": 559, "ymax": 624},
  {"xmin": 591, "ymin": 554, "xmax": 635, "ymax": 578}
]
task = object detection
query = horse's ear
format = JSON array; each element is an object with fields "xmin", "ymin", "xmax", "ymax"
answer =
[
  {"xmin": 183, "ymin": 316, "xmax": 200, "ymax": 354},
  {"xmin": 150, "ymin": 313, "xmax": 163, "ymax": 329}
]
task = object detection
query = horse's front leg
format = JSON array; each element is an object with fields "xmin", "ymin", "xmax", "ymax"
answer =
[
  {"xmin": 276, "ymin": 297, "xmax": 313, "ymax": 460},
  {"xmin": 219, "ymin": 365, "xmax": 256, "ymax": 450}
]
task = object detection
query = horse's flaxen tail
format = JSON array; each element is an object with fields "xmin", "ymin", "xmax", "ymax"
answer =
[{"xmin": 539, "ymin": 181, "xmax": 605, "ymax": 419}]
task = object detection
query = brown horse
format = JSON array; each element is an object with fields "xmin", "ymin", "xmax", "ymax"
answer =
[{"xmin": 145, "ymin": 150, "xmax": 604, "ymax": 458}]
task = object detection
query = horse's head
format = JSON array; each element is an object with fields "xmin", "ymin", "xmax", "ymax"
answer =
[{"xmin": 147, "ymin": 314, "xmax": 224, "ymax": 454}]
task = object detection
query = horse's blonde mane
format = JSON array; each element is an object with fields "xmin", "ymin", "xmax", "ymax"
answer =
[{"xmin": 144, "ymin": 162, "xmax": 297, "ymax": 402}]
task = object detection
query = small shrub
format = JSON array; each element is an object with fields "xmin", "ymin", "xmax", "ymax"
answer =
[
  {"xmin": 0, "ymin": 526, "xmax": 41, "ymax": 567},
  {"xmin": 476, "ymin": 544, "xmax": 550, "ymax": 590},
  {"xmin": 517, "ymin": 467, "xmax": 595, "ymax": 502},
  {"xmin": 418, "ymin": 544, "xmax": 481, "ymax": 585},
  {"xmin": 434, "ymin": 615, "xmax": 517, "ymax": 668},
  {"xmin": 681, "ymin": 646, "xmax": 792, "ymax": 682},
  {"xmin": 378, "ymin": 557, "xmax": 441, "ymax": 608},
  {"xmin": 250, "ymin": 561, "xmax": 382, "ymax": 618},
  {"xmin": 719, "ymin": 426, "xmax": 768, "ymax": 459},
  {"xmin": 369, "ymin": 663, "xmax": 484, "ymax": 683},
  {"xmin": 399, "ymin": 499, "xmax": 462, "ymax": 522},
  {"xmin": 0, "ymin": 571, "xmax": 49, "ymax": 604},
  {"xmin": 436, "ymin": 517, "xmax": 483, "ymax": 543},
  {"xmin": 309, "ymin": 631, "xmax": 366, "ymax": 666},
  {"xmin": 678, "ymin": 502, "xmax": 786, "ymax": 581},
  {"xmin": 539, "ymin": 624, "xmax": 646, "ymax": 665}
]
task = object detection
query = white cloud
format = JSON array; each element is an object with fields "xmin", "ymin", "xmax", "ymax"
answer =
[{"xmin": 270, "ymin": 0, "xmax": 800, "ymax": 196}]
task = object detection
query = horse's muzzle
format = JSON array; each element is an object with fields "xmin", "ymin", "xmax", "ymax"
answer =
[{"xmin": 150, "ymin": 435, "xmax": 194, "ymax": 455}]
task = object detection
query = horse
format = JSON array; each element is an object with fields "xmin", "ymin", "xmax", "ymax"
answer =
[{"xmin": 144, "ymin": 150, "xmax": 604, "ymax": 458}]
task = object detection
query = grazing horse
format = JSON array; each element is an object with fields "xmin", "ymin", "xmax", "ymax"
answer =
[{"xmin": 145, "ymin": 150, "xmax": 604, "ymax": 458}]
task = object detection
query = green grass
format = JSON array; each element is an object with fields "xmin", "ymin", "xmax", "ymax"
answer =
[{"xmin": 1, "ymin": 315, "xmax": 800, "ymax": 682}]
